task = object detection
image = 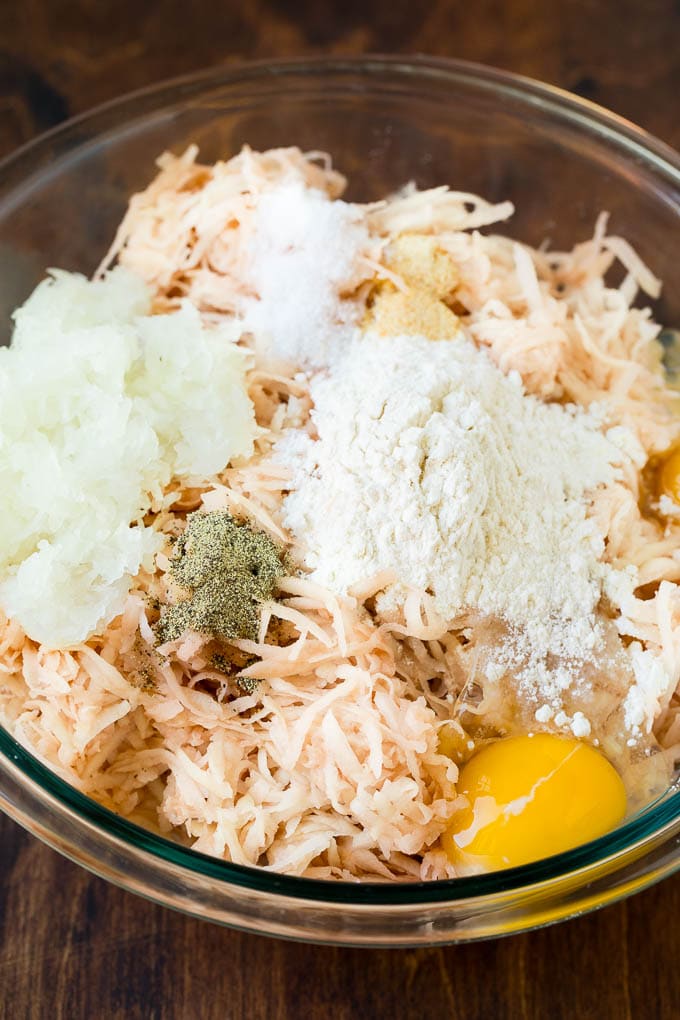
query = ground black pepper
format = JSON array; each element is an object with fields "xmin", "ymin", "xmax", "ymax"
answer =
[{"xmin": 156, "ymin": 510, "xmax": 285, "ymax": 645}]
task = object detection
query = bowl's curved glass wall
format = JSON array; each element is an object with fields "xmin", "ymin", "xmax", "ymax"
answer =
[{"xmin": 1, "ymin": 57, "xmax": 680, "ymax": 945}]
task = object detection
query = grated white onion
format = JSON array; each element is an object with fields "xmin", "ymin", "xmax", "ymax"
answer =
[{"xmin": 0, "ymin": 267, "xmax": 256, "ymax": 646}]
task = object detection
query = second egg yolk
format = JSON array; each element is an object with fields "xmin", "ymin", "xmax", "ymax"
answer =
[
  {"xmin": 658, "ymin": 448, "xmax": 680, "ymax": 505},
  {"xmin": 442, "ymin": 733, "xmax": 627, "ymax": 872}
]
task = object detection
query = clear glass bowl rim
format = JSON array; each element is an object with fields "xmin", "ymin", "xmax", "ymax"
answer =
[{"xmin": 1, "ymin": 54, "xmax": 679, "ymax": 909}]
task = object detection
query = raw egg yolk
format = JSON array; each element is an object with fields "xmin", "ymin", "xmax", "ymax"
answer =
[
  {"xmin": 658, "ymin": 448, "xmax": 680, "ymax": 505},
  {"xmin": 442, "ymin": 733, "xmax": 627, "ymax": 871}
]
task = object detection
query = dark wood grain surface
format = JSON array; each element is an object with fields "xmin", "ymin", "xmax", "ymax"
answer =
[{"xmin": 2, "ymin": 2, "xmax": 680, "ymax": 1017}]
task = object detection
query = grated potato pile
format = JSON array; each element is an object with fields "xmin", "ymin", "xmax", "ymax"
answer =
[{"xmin": 1, "ymin": 146, "xmax": 679, "ymax": 880}]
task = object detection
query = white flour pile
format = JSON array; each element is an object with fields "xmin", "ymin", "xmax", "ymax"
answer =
[
  {"xmin": 281, "ymin": 332, "xmax": 632, "ymax": 699},
  {"xmin": 242, "ymin": 181, "xmax": 371, "ymax": 367}
]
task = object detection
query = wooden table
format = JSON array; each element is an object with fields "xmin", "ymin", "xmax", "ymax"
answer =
[{"xmin": 1, "ymin": 2, "xmax": 680, "ymax": 1017}]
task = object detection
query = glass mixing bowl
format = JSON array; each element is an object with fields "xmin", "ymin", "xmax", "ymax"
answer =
[{"xmin": 1, "ymin": 56, "xmax": 680, "ymax": 946}]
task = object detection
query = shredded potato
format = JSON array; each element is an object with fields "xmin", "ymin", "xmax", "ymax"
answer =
[{"xmin": 2, "ymin": 146, "xmax": 680, "ymax": 881}]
